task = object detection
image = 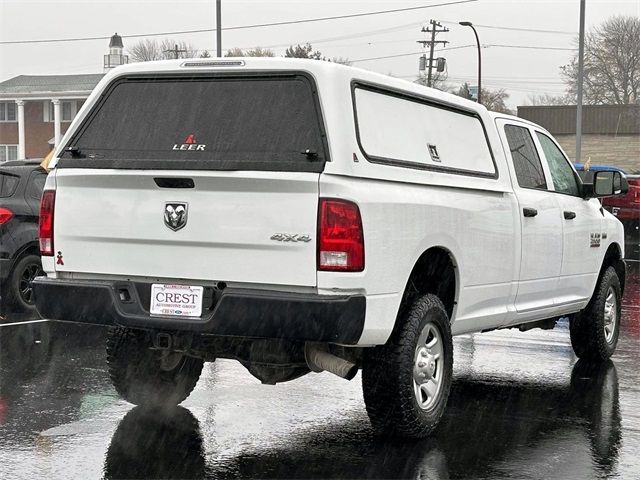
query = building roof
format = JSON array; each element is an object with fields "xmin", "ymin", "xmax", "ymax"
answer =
[
  {"xmin": 109, "ymin": 33, "xmax": 123, "ymax": 49},
  {"xmin": 0, "ymin": 74, "xmax": 105, "ymax": 96}
]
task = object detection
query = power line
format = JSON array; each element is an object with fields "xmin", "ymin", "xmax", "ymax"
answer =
[
  {"xmin": 352, "ymin": 44, "xmax": 474, "ymax": 63},
  {"xmin": 350, "ymin": 43, "xmax": 575, "ymax": 63},
  {"xmin": 486, "ymin": 44, "xmax": 576, "ymax": 51},
  {"xmin": 233, "ymin": 22, "xmax": 425, "ymax": 51},
  {"xmin": 440, "ymin": 20, "xmax": 576, "ymax": 36},
  {"xmin": 0, "ymin": 0, "xmax": 478, "ymax": 45}
]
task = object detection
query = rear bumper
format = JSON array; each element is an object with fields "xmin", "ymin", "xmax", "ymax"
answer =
[{"xmin": 32, "ymin": 277, "xmax": 366, "ymax": 344}]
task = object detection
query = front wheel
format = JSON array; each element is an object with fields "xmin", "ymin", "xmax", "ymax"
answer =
[
  {"xmin": 106, "ymin": 327, "xmax": 204, "ymax": 406},
  {"xmin": 362, "ymin": 294, "xmax": 453, "ymax": 438},
  {"xmin": 570, "ymin": 266, "xmax": 622, "ymax": 362}
]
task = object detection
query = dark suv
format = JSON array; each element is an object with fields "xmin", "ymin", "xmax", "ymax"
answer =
[{"xmin": 0, "ymin": 160, "xmax": 47, "ymax": 314}]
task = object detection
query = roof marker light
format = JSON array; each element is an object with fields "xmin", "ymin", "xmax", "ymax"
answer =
[{"xmin": 181, "ymin": 60, "xmax": 245, "ymax": 68}]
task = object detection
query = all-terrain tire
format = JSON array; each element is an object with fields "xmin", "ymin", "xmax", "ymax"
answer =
[
  {"xmin": 106, "ymin": 327, "xmax": 204, "ymax": 406},
  {"xmin": 570, "ymin": 266, "xmax": 622, "ymax": 362},
  {"xmin": 362, "ymin": 294, "xmax": 453, "ymax": 438}
]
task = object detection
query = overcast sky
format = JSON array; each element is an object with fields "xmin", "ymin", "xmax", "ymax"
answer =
[{"xmin": 1, "ymin": 0, "xmax": 638, "ymax": 107}]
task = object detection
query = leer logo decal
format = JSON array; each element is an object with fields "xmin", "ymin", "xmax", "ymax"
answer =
[
  {"xmin": 173, "ymin": 134, "xmax": 206, "ymax": 151},
  {"xmin": 164, "ymin": 203, "xmax": 188, "ymax": 231}
]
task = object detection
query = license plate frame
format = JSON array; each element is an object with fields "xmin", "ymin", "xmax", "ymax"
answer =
[{"xmin": 150, "ymin": 284, "xmax": 204, "ymax": 318}]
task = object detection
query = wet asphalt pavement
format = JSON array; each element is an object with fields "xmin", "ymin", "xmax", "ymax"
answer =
[{"xmin": 0, "ymin": 270, "xmax": 638, "ymax": 479}]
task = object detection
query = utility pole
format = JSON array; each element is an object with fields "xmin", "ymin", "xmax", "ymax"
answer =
[
  {"xmin": 164, "ymin": 44, "xmax": 188, "ymax": 59},
  {"xmin": 216, "ymin": 0, "xmax": 222, "ymax": 57},
  {"xmin": 417, "ymin": 20, "xmax": 449, "ymax": 87}
]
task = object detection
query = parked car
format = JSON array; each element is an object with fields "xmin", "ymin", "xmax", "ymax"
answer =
[
  {"xmin": 575, "ymin": 164, "xmax": 639, "ymax": 262},
  {"xmin": 33, "ymin": 58, "xmax": 629, "ymax": 438},
  {"xmin": 0, "ymin": 160, "xmax": 47, "ymax": 314}
]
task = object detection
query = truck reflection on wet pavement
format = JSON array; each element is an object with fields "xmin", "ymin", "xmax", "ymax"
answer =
[{"xmin": 1, "ymin": 269, "xmax": 638, "ymax": 480}]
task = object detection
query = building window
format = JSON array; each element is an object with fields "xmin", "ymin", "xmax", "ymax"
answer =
[
  {"xmin": 0, "ymin": 102, "xmax": 17, "ymax": 122},
  {"xmin": 0, "ymin": 145, "xmax": 19, "ymax": 162},
  {"xmin": 43, "ymin": 100, "xmax": 77, "ymax": 122}
]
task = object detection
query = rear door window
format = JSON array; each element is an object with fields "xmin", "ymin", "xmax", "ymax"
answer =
[
  {"xmin": 61, "ymin": 74, "xmax": 328, "ymax": 172},
  {"xmin": 0, "ymin": 172, "xmax": 20, "ymax": 197},
  {"xmin": 504, "ymin": 125, "xmax": 548, "ymax": 190}
]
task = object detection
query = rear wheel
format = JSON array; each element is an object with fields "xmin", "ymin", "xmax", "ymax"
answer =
[
  {"xmin": 570, "ymin": 266, "xmax": 622, "ymax": 361},
  {"xmin": 362, "ymin": 294, "xmax": 453, "ymax": 438},
  {"xmin": 106, "ymin": 327, "xmax": 204, "ymax": 406},
  {"xmin": 4, "ymin": 254, "xmax": 43, "ymax": 313}
]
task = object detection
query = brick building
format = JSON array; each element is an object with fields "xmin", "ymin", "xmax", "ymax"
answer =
[{"xmin": 0, "ymin": 33, "xmax": 127, "ymax": 162}]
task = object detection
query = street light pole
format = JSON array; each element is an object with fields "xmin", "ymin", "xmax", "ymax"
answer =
[
  {"xmin": 459, "ymin": 21, "xmax": 481, "ymax": 104},
  {"xmin": 216, "ymin": 0, "xmax": 222, "ymax": 57},
  {"xmin": 575, "ymin": 0, "xmax": 586, "ymax": 163}
]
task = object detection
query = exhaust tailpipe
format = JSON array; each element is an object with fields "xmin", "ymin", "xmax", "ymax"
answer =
[{"xmin": 305, "ymin": 344, "xmax": 358, "ymax": 381}]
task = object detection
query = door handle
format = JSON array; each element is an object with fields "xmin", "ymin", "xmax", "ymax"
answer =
[
  {"xmin": 523, "ymin": 207, "xmax": 538, "ymax": 217},
  {"xmin": 564, "ymin": 211, "xmax": 576, "ymax": 220}
]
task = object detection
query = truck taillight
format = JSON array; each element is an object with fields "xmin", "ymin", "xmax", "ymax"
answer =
[
  {"xmin": 0, "ymin": 208, "xmax": 13, "ymax": 225},
  {"xmin": 318, "ymin": 199, "xmax": 364, "ymax": 272},
  {"xmin": 39, "ymin": 190, "xmax": 56, "ymax": 256}
]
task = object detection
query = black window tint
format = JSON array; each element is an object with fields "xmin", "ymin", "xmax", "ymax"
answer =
[
  {"xmin": 27, "ymin": 172, "xmax": 47, "ymax": 199},
  {"xmin": 504, "ymin": 125, "xmax": 547, "ymax": 190},
  {"xmin": 536, "ymin": 132, "xmax": 580, "ymax": 196},
  {"xmin": 63, "ymin": 75, "xmax": 326, "ymax": 172},
  {"xmin": 0, "ymin": 173, "xmax": 20, "ymax": 197}
]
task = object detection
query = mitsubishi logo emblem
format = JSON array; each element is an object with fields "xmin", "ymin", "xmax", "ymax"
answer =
[{"xmin": 164, "ymin": 202, "xmax": 188, "ymax": 231}]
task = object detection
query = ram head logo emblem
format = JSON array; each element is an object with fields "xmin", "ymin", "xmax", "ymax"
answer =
[{"xmin": 164, "ymin": 202, "xmax": 188, "ymax": 231}]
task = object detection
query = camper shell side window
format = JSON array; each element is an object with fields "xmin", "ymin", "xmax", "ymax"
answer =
[{"xmin": 351, "ymin": 81, "xmax": 498, "ymax": 179}]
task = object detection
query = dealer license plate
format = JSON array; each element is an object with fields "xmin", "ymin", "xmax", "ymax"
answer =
[{"xmin": 150, "ymin": 284, "xmax": 204, "ymax": 317}]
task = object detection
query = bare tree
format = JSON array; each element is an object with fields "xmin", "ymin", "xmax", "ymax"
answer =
[
  {"xmin": 225, "ymin": 47, "xmax": 275, "ymax": 57},
  {"xmin": 246, "ymin": 47, "xmax": 275, "ymax": 57},
  {"xmin": 561, "ymin": 15, "xmax": 640, "ymax": 105},
  {"xmin": 283, "ymin": 43, "xmax": 351, "ymax": 65},
  {"xmin": 128, "ymin": 38, "xmax": 199, "ymax": 62},
  {"xmin": 285, "ymin": 43, "xmax": 324, "ymax": 59},
  {"xmin": 452, "ymin": 82, "xmax": 514, "ymax": 114},
  {"xmin": 414, "ymin": 71, "xmax": 448, "ymax": 91},
  {"xmin": 331, "ymin": 57, "xmax": 352, "ymax": 66}
]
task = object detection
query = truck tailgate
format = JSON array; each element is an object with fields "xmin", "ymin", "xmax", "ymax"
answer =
[{"xmin": 52, "ymin": 169, "xmax": 319, "ymax": 287}]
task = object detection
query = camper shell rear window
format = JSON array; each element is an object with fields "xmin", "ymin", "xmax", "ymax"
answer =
[{"xmin": 59, "ymin": 72, "xmax": 329, "ymax": 172}]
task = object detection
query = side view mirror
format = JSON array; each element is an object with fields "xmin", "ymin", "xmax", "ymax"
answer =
[{"xmin": 583, "ymin": 170, "xmax": 629, "ymax": 198}]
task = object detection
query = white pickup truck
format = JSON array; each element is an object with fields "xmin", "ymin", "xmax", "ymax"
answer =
[{"xmin": 33, "ymin": 58, "xmax": 628, "ymax": 438}]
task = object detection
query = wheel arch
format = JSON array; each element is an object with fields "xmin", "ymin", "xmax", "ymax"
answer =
[
  {"xmin": 7, "ymin": 241, "xmax": 40, "ymax": 275},
  {"xmin": 396, "ymin": 246, "xmax": 459, "ymax": 325},
  {"xmin": 600, "ymin": 242, "xmax": 625, "ymax": 296},
  {"xmin": 14, "ymin": 241, "xmax": 40, "ymax": 259}
]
